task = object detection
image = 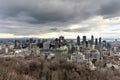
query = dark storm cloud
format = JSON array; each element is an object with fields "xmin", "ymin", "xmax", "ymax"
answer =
[
  {"xmin": 0, "ymin": 0, "xmax": 101, "ymax": 24},
  {"xmin": 99, "ymin": 0, "xmax": 120, "ymax": 18},
  {"xmin": 0, "ymin": 0, "xmax": 77, "ymax": 23},
  {"xmin": 0, "ymin": 0, "xmax": 120, "ymax": 35}
]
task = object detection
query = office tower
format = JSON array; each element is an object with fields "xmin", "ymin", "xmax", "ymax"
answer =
[
  {"xmin": 103, "ymin": 40, "xmax": 107, "ymax": 48},
  {"xmin": 88, "ymin": 40, "xmax": 91, "ymax": 48},
  {"xmin": 22, "ymin": 41, "xmax": 26, "ymax": 48},
  {"xmin": 107, "ymin": 43, "xmax": 111, "ymax": 49},
  {"xmin": 77, "ymin": 35, "xmax": 80, "ymax": 46},
  {"xmin": 86, "ymin": 41, "xmax": 88, "ymax": 48},
  {"xmin": 14, "ymin": 40, "xmax": 17, "ymax": 49},
  {"xmin": 55, "ymin": 38, "xmax": 60, "ymax": 48},
  {"xmin": 71, "ymin": 44, "xmax": 76, "ymax": 53},
  {"xmin": 99, "ymin": 37, "xmax": 102, "ymax": 46},
  {"xmin": 95, "ymin": 38, "xmax": 98, "ymax": 45},
  {"xmin": 30, "ymin": 38, "xmax": 33, "ymax": 43},
  {"xmin": 50, "ymin": 41, "xmax": 55, "ymax": 49},
  {"xmin": 25, "ymin": 39, "xmax": 30, "ymax": 47},
  {"xmin": 37, "ymin": 42, "xmax": 43, "ymax": 48},
  {"xmin": 83, "ymin": 36, "xmax": 86, "ymax": 48},
  {"xmin": 59, "ymin": 35, "xmax": 64, "ymax": 40},
  {"xmin": 83, "ymin": 36, "xmax": 86, "ymax": 44},
  {"xmin": 59, "ymin": 35, "xmax": 65, "ymax": 46},
  {"xmin": 14, "ymin": 40, "xmax": 20, "ymax": 49},
  {"xmin": 91, "ymin": 35, "xmax": 94, "ymax": 45}
]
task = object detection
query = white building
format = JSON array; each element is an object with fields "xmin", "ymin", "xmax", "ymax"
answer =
[
  {"xmin": 106, "ymin": 62, "xmax": 119, "ymax": 69},
  {"xmin": 43, "ymin": 41, "xmax": 50, "ymax": 50},
  {"xmin": 102, "ymin": 49, "xmax": 114, "ymax": 57},
  {"xmin": 69, "ymin": 52, "xmax": 85, "ymax": 63},
  {"xmin": 9, "ymin": 44, "xmax": 14, "ymax": 49},
  {"xmin": 91, "ymin": 45, "xmax": 95, "ymax": 50},
  {"xmin": 87, "ymin": 61, "xmax": 96, "ymax": 70},
  {"xmin": 5, "ymin": 47, "xmax": 9, "ymax": 54},
  {"xmin": 60, "ymin": 45, "xmax": 68, "ymax": 51},
  {"xmin": 90, "ymin": 49, "xmax": 100, "ymax": 61},
  {"xmin": 114, "ymin": 52, "xmax": 120, "ymax": 57}
]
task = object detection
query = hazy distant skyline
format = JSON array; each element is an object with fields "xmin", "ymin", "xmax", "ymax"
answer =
[{"xmin": 0, "ymin": 0, "xmax": 120, "ymax": 38}]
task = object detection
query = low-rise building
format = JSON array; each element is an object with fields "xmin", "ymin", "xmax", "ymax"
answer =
[
  {"xmin": 90, "ymin": 49, "xmax": 101, "ymax": 62},
  {"xmin": 43, "ymin": 41, "xmax": 50, "ymax": 50},
  {"xmin": 69, "ymin": 52, "xmax": 85, "ymax": 63}
]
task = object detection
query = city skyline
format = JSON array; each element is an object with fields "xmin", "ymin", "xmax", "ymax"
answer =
[{"xmin": 0, "ymin": 0, "xmax": 120, "ymax": 38}]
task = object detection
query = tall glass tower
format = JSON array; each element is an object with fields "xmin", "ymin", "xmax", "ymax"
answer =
[
  {"xmin": 91, "ymin": 35, "xmax": 94, "ymax": 45},
  {"xmin": 99, "ymin": 37, "xmax": 102, "ymax": 46},
  {"xmin": 77, "ymin": 35, "xmax": 80, "ymax": 46},
  {"xmin": 95, "ymin": 38, "xmax": 98, "ymax": 45},
  {"xmin": 83, "ymin": 36, "xmax": 86, "ymax": 44}
]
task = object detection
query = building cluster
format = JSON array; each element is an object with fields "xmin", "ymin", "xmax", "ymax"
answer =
[
  {"xmin": 0, "ymin": 35, "xmax": 120, "ymax": 69},
  {"xmin": 67, "ymin": 35, "xmax": 120, "ymax": 70},
  {"xmin": 0, "ymin": 36, "xmax": 68, "ymax": 55}
]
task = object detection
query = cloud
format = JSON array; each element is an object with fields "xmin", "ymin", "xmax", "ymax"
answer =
[
  {"xmin": 99, "ymin": 0, "xmax": 120, "ymax": 18},
  {"xmin": 0, "ymin": 0, "xmax": 120, "ymax": 38},
  {"xmin": 0, "ymin": 0, "xmax": 106, "ymax": 24}
]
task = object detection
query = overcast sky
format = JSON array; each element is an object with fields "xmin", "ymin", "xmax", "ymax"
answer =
[{"xmin": 0, "ymin": 0, "xmax": 120, "ymax": 39}]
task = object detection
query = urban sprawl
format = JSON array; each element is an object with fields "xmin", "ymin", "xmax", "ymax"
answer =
[{"xmin": 0, "ymin": 35, "xmax": 120, "ymax": 70}]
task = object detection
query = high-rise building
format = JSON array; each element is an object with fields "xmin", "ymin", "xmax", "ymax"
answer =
[
  {"xmin": 86, "ymin": 41, "xmax": 88, "ymax": 48},
  {"xmin": 91, "ymin": 35, "xmax": 94, "ymax": 45},
  {"xmin": 55, "ymin": 38, "xmax": 60, "ymax": 48},
  {"xmin": 59, "ymin": 35, "xmax": 64, "ymax": 40},
  {"xmin": 59, "ymin": 35, "xmax": 65, "ymax": 46},
  {"xmin": 30, "ymin": 38, "xmax": 33, "ymax": 43},
  {"xmin": 14, "ymin": 40, "xmax": 20, "ymax": 49},
  {"xmin": 22, "ymin": 41, "xmax": 26, "ymax": 48},
  {"xmin": 103, "ymin": 40, "xmax": 107, "ymax": 48},
  {"xmin": 107, "ymin": 43, "xmax": 111, "ymax": 49},
  {"xmin": 77, "ymin": 35, "xmax": 80, "ymax": 46},
  {"xmin": 95, "ymin": 38, "xmax": 98, "ymax": 45},
  {"xmin": 83, "ymin": 36, "xmax": 86, "ymax": 48},
  {"xmin": 14, "ymin": 40, "xmax": 17, "ymax": 49},
  {"xmin": 99, "ymin": 37, "xmax": 102, "ymax": 46},
  {"xmin": 88, "ymin": 40, "xmax": 91, "ymax": 48},
  {"xmin": 83, "ymin": 36, "xmax": 86, "ymax": 44}
]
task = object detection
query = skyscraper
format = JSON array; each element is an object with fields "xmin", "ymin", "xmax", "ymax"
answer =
[
  {"xmin": 77, "ymin": 35, "xmax": 80, "ymax": 46},
  {"xmin": 14, "ymin": 40, "xmax": 20, "ymax": 49},
  {"xmin": 103, "ymin": 40, "xmax": 107, "ymax": 48},
  {"xmin": 99, "ymin": 37, "xmax": 102, "ymax": 46},
  {"xmin": 59, "ymin": 35, "xmax": 64, "ymax": 40},
  {"xmin": 83, "ymin": 36, "xmax": 86, "ymax": 44},
  {"xmin": 59, "ymin": 35, "xmax": 65, "ymax": 46},
  {"xmin": 86, "ymin": 41, "xmax": 88, "ymax": 48},
  {"xmin": 91, "ymin": 35, "xmax": 94, "ymax": 45},
  {"xmin": 30, "ymin": 38, "xmax": 33, "ymax": 43},
  {"xmin": 83, "ymin": 36, "xmax": 86, "ymax": 48},
  {"xmin": 95, "ymin": 38, "xmax": 98, "ymax": 45}
]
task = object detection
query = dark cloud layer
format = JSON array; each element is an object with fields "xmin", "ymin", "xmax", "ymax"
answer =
[
  {"xmin": 99, "ymin": 0, "xmax": 120, "ymax": 18},
  {"xmin": 0, "ymin": 0, "xmax": 120, "ymax": 36}
]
